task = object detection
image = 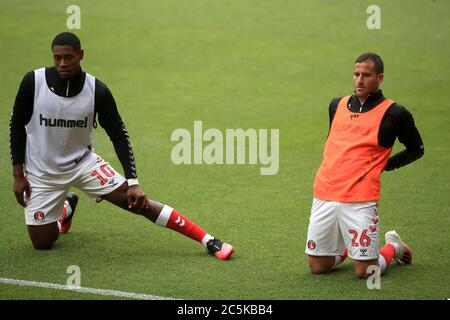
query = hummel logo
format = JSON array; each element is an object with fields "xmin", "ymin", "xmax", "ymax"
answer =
[
  {"xmin": 108, "ymin": 178, "xmax": 118, "ymax": 187},
  {"xmin": 40, "ymin": 114, "xmax": 87, "ymax": 128},
  {"xmin": 175, "ymin": 216, "xmax": 185, "ymax": 227}
]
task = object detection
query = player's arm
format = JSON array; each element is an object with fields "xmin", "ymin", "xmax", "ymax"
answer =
[
  {"xmin": 95, "ymin": 80, "xmax": 148, "ymax": 211},
  {"xmin": 95, "ymin": 80, "xmax": 137, "ymax": 180},
  {"xmin": 10, "ymin": 72, "xmax": 34, "ymax": 207},
  {"xmin": 328, "ymin": 98, "xmax": 341, "ymax": 130},
  {"xmin": 384, "ymin": 108, "xmax": 424, "ymax": 171}
]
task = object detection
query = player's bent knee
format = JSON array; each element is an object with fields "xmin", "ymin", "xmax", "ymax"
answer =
[
  {"xmin": 353, "ymin": 260, "xmax": 378, "ymax": 279},
  {"xmin": 307, "ymin": 255, "xmax": 335, "ymax": 274},
  {"xmin": 354, "ymin": 269, "xmax": 370, "ymax": 279},
  {"xmin": 309, "ymin": 265, "xmax": 331, "ymax": 274},
  {"xmin": 27, "ymin": 223, "xmax": 59, "ymax": 250},
  {"xmin": 32, "ymin": 241, "xmax": 54, "ymax": 250},
  {"xmin": 30, "ymin": 234, "xmax": 57, "ymax": 250}
]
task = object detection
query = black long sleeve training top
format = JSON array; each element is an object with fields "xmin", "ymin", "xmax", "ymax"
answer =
[
  {"xmin": 328, "ymin": 90, "xmax": 424, "ymax": 171},
  {"xmin": 9, "ymin": 67, "xmax": 137, "ymax": 179}
]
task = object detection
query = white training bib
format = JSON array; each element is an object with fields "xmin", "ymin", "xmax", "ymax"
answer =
[{"xmin": 25, "ymin": 68, "xmax": 95, "ymax": 175}]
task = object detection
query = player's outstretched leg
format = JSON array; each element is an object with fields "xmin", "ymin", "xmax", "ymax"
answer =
[
  {"xmin": 103, "ymin": 183, "xmax": 235, "ymax": 260},
  {"xmin": 153, "ymin": 204, "xmax": 235, "ymax": 260}
]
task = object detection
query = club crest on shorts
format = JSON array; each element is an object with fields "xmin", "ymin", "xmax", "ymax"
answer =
[
  {"xmin": 34, "ymin": 211, "xmax": 45, "ymax": 221},
  {"xmin": 307, "ymin": 240, "xmax": 316, "ymax": 250}
]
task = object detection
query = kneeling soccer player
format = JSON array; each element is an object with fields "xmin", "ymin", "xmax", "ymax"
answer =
[
  {"xmin": 9, "ymin": 32, "xmax": 234, "ymax": 260},
  {"xmin": 305, "ymin": 53, "xmax": 423, "ymax": 278}
]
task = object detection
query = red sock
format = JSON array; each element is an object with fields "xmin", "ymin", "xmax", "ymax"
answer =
[
  {"xmin": 155, "ymin": 206, "xmax": 210, "ymax": 244},
  {"xmin": 379, "ymin": 243, "xmax": 395, "ymax": 266}
]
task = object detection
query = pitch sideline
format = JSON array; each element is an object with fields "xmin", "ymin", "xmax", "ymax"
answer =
[{"xmin": 0, "ymin": 277, "xmax": 177, "ymax": 300}]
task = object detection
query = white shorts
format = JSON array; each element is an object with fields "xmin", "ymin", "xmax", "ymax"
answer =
[
  {"xmin": 24, "ymin": 152, "xmax": 126, "ymax": 226},
  {"xmin": 305, "ymin": 198, "xmax": 380, "ymax": 260}
]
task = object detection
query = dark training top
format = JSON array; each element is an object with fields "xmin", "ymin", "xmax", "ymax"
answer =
[
  {"xmin": 9, "ymin": 67, "xmax": 137, "ymax": 179},
  {"xmin": 328, "ymin": 90, "xmax": 424, "ymax": 171}
]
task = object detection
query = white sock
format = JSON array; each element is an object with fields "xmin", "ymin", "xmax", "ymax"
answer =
[
  {"xmin": 378, "ymin": 255, "xmax": 388, "ymax": 274},
  {"xmin": 389, "ymin": 242, "xmax": 401, "ymax": 256},
  {"xmin": 332, "ymin": 256, "xmax": 343, "ymax": 269},
  {"xmin": 155, "ymin": 205, "xmax": 173, "ymax": 227},
  {"xmin": 201, "ymin": 234, "xmax": 214, "ymax": 248}
]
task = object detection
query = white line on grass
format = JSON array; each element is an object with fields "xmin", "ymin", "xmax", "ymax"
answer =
[{"xmin": 0, "ymin": 277, "xmax": 177, "ymax": 300}]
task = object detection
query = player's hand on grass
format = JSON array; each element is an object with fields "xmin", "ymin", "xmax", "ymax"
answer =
[
  {"xmin": 13, "ymin": 175, "xmax": 31, "ymax": 207},
  {"xmin": 127, "ymin": 185, "xmax": 149, "ymax": 212}
]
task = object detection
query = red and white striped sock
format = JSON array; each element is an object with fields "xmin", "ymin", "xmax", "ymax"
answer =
[
  {"xmin": 155, "ymin": 205, "xmax": 214, "ymax": 247},
  {"xmin": 57, "ymin": 200, "xmax": 73, "ymax": 231}
]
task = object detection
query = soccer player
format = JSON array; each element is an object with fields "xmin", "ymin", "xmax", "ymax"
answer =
[
  {"xmin": 305, "ymin": 53, "xmax": 424, "ymax": 279},
  {"xmin": 9, "ymin": 32, "xmax": 234, "ymax": 260}
]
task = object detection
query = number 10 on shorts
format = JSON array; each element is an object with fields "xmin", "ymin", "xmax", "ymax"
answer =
[{"xmin": 91, "ymin": 164, "xmax": 115, "ymax": 185}]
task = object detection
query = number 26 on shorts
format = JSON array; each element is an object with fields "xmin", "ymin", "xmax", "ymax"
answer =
[{"xmin": 348, "ymin": 229, "xmax": 372, "ymax": 247}]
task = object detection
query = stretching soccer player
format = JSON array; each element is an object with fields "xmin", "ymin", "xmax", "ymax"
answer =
[
  {"xmin": 305, "ymin": 53, "xmax": 424, "ymax": 278},
  {"xmin": 9, "ymin": 32, "xmax": 234, "ymax": 260}
]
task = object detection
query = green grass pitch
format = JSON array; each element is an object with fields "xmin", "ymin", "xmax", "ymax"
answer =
[{"xmin": 0, "ymin": 0, "xmax": 449, "ymax": 300}]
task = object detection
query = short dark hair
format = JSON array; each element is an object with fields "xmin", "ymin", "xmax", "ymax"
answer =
[
  {"xmin": 51, "ymin": 32, "xmax": 81, "ymax": 51},
  {"xmin": 355, "ymin": 52, "xmax": 384, "ymax": 74}
]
